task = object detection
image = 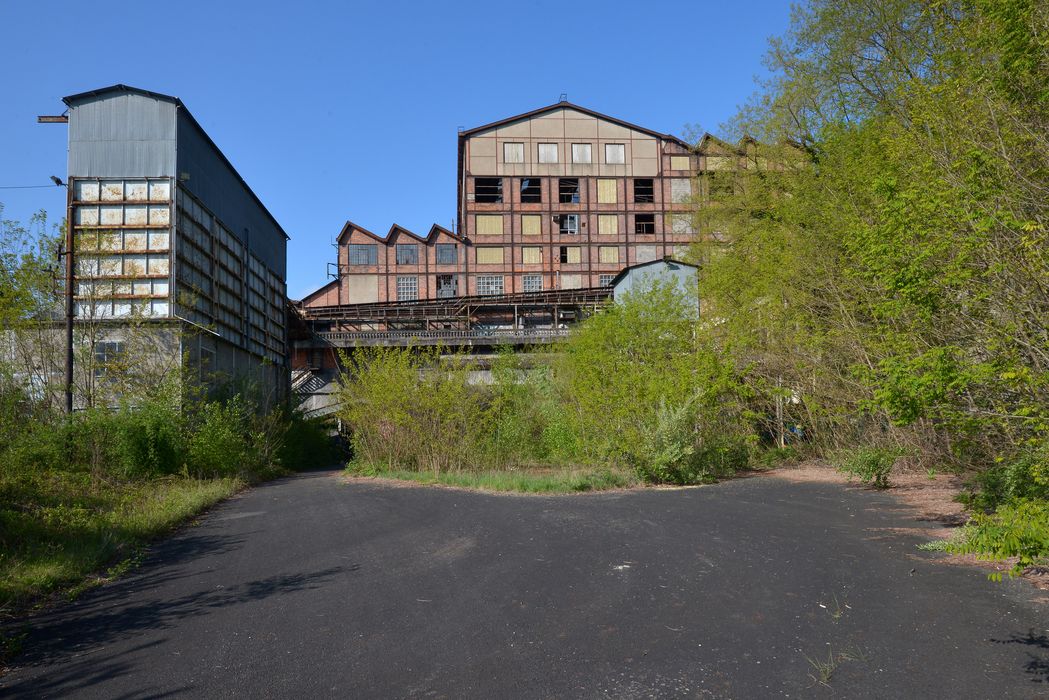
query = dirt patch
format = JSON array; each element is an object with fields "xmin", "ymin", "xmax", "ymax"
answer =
[{"xmin": 767, "ymin": 462, "xmax": 1049, "ymax": 592}]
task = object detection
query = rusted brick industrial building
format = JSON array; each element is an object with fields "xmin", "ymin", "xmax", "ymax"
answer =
[{"xmin": 301, "ymin": 102, "xmax": 747, "ymax": 309}]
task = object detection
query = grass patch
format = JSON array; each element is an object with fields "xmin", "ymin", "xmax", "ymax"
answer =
[
  {"xmin": 346, "ymin": 463, "xmax": 638, "ymax": 494},
  {"xmin": 0, "ymin": 472, "xmax": 243, "ymax": 613}
]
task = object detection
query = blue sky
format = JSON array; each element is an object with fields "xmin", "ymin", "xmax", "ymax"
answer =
[{"xmin": 0, "ymin": 0, "xmax": 793, "ymax": 299}]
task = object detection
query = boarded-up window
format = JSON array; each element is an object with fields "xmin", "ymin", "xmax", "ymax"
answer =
[
  {"xmin": 597, "ymin": 179, "xmax": 617, "ymax": 204},
  {"xmin": 346, "ymin": 275, "xmax": 379, "ymax": 303},
  {"xmin": 671, "ymin": 214, "xmax": 694, "ymax": 234},
  {"xmin": 561, "ymin": 274, "xmax": 582, "ymax": 290},
  {"xmin": 605, "ymin": 143, "xmax": 625, "ymax": 164},
  {"xmin": 522, "ymin": 247, "xmax": 542, "ymax": 264},
  {"xmin": 521, "ymin": 215, "xmax": 542, "ymax": 236},
  {"xmin": 636, "ymin": 245, "xmax": 658, "ymax": 263},
  {"xmin": 504, "ymin": 142, "xmax": 524, "ymax": 163},
  {"xmin": 572, "ymin": 143, "xmax": 592, "ymax": 164},
  {"xmin": 670, "ymin": 155, "xmax": 691, "ymax": 170},
  {"xmin": 476, "ymin": 215, "xmax": 503, "ymax": 235},
  {"xmin": 599, "ymin": 247, "xmax": 619, "ymax": 264},
  {"xmin": 476, "ymin": 247, "xmax": 504, "ymax": 264},
  {"xmin": 538, "ymin": 143, "xmax": 558, "ymax": 163},
  {"xmin": 598, "ymin": 215, "xmax": 618, "ymax": 235},
  {"xmin": 559, "ymin": 246, "xmax": 581, "ymax": 264},
  {"xmin": 706, "ymin": 155, "xmax": 732, "ymax": 171},
  {"xmin": 671, "ymin": 178, "xmax": 692, "ymax": 203}
]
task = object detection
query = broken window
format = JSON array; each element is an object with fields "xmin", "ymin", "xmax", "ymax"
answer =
[
  {"xmin": 348, "ymin": 244, "xmax": 377, "ymax": 266},
  {"xmin": 559, "ymin": 246, "xmax": 581, "ymax": 264},
  {"xmin": 396, "ymin": 276, "xmax": 418, "ymax": 301},
  {"xmin": 476, "ymin": 275, "xmax": 504, "ymax": 295},
  {"xmin": 436, "ymin": 274, "xmax": 458, "ymax": 298},
  {"xmin": 571, "ymin": 143, "xmax": 592, "ymax": 164},
  {"xmin": 436, "ymin": 244, "xmax": 457, "ymax": 265},
  {"xmin": 474, "ymin": 178, "xmax": 503, "ymax": 203},
  {"xmin": 503, "ymin": 142, "xmax": 524, "ymax": 163},
  {"xmin": 605, "ymin": 143, "xmax": 625, "ymax": 164},
  {"xmin": 559, "ymin": 178, "xmax": 580, "ymax": 204},
  {"xmin": 634, "ymin": 179, "xmax": 655, "ymax": 203},
  {"xmin": 522, "ymin": 274, "xmax": 543, "ymax": 293},
  {"xmin": 396, "ymin": 244, "xmax": 418, "ymax": 265},
  {"xmin": 635, "ymin": 214, "xmax": 656, "ymax": 235},
  {"xmin": 558, "ymin": 214, "xmax": 579, "ymax": 235},
  {"xmin": 521, "ymin": 178, "xmax": 542, "ymax": 203},
  {"xmin": 538, "ymin": 143, "xmax": 558, "ymax": 163}
]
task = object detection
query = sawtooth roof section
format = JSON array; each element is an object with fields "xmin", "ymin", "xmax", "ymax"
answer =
[
  {"xmin": 63, "ymin": 84, "xmax": 290, "ymax": 241},
  {"xmin": 459, "ymin": 102, "xmax": 695, "ymax": 151}
]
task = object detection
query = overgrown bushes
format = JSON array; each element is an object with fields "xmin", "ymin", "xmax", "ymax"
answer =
[{"xmin": 338, "ymin": 282, "xmax": 758, "ymax": 486}]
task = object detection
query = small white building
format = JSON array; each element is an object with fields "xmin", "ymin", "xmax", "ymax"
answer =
[{"xmin": 608, "ymin": 258, "xmax": 700, "ymax": 314}]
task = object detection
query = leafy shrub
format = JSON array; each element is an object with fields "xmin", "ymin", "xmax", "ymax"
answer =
[
  {"xmin": 961, "ymin": 442, "xmax": 1049, "ymax": 513},
  {"xmin": 632, "ymin": 400, "xmax": 698, "ymax": 485},
  {"xmin": 111, "ymin": 400, "xmax": 183, "ymax": 478},
  {"xmin": 950, "ymin": 500, "xmax": 1049, "ymax": 578},
  {"xmin": 185, "ymin": 397, "xmax": 257, "ymax": 478},
  {"xmin": 835, "ymin": 446, "xmax": 903, "ymax": 488}
]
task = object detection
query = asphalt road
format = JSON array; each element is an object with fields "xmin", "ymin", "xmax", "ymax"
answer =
[{"xmin": 3, "ymin": 468, "xmax": 1048, "ymax": 698}]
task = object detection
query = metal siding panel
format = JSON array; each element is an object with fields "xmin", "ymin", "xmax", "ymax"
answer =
[{"xmin": 68, "ymin": 94, "xmax": 177, "ymax": 177}]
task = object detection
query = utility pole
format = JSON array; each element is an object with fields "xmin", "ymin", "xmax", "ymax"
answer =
[{"xmin": 63, "ymin": 179, "xmax": 74, "ymax": 414}]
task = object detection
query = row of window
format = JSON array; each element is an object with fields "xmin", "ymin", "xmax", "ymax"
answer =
[
  {"xmin": 473, "ymin": 177, "xmax": 692, "ymax": 204},
  {"xmin": 348, "ymin": 242, "xmax": 672, "ymax": 267},
  {"xmin": 348, "ymin": 243, "xmax": 460, "ymax": 266},
  {"xmin": 501, "ymin": 142, "xmax": 694, "ymax": 170},
  {"xmin": 477, "ymin": 212, "xmax": 695, "ymax": 236},
  {"xmin": 392, "ymin": 273, "xmax": 620, "ymax": 300}
]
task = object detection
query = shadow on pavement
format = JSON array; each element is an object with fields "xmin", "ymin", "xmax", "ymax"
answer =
[{"xmin": 992, "ymin": 629, "xmax": 1049, "ymax": 683}]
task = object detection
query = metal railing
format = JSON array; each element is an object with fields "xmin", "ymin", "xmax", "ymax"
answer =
[{"xmin": 315, "ymin": 328, "xmax": 571, "ymax": 343}]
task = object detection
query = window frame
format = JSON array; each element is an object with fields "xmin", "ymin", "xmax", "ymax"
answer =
[
  {"xmin": 347, "ymin": 243, "xmax": 378, "ymax": 266},
  {"xmin": 558, "ymin": 214, "xmax": 580, "ymax": 235},
  {"xmin": 395, "ymin": 243, "xmax": 419, "ymax": 265},
  {"xmin": 476, "ymin": 275, "xmax": 504, "ymax": 296},
  {"xmin": 538, "ymin": 143, "xmax": 559, "ymax": 163},
  {"xmin": 571, "ymin": 143, "xmax": 592, "ymax": 164},
  {"xmin": 605, "ymin": 143, "xmax": 625, "ymax": 164},
  {"xmin": 503, "ymin": 142, "xmax": 524, "ymax": 163},
  {"xmin": 558, "ymin": 178, "xmax": 581, "ymax": 204},
  {"xmin": 435, "ymin": 243, "xmax": 457, "ymax": 265}
]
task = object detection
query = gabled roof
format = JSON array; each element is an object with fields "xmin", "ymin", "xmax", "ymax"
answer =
[
  {"xmin": 62, "ymin": 84, "xmax": 290, "ymax": 242},
  {"xmin": 336, "ymin": 221, "xmax": 463, "ymax": 245},
  {"xmin": 459, "ymin": 101, "xmax": 693, "ymax": 150},
  {"xmin": 298, "ymin": 278, "xmax": 339, "ymax": 305},
  {"xmin": 336, "ymin": 220, "xmax": 386, "ymax": 244},
  {"xmin": 608, "ymin": 257, "xmax": 700, "ymax": 288}
]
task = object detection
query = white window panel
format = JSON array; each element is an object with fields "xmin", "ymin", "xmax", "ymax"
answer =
[
  {"xmin": 571, "ymin": 143, "xmax": 592, "ymax": 164},
  {"xmin": 561, "ymin": 274, "xmax": 581, "ymax": 289},
  {"xmin": 100, "ymin": 206, "xmax": 123, "ymax": 225},
  {"xmin": 671, "ymin": 178, "xmax": 692, "ymax": 203},
  {"xmin": 99, "ymin": 256, "xmax": 123, "ymax": 276},
  {"xmin": 133, "ymin": 280, "xmax": 152, "ymax": 295},
  {"xmin": 147, "ymin": 256, "xmax": 169, "ymax": 275},
  {"xmin": 125, "ymin": 206, "xmax": 148, "ymax": 225},
  {"xmin": 124, "ymin": 232, "xmax": 147, "ymax": 250},
  {"xmin": 125, "ymin": 181, "xmax": 148, "ymax": 201},
  {"xmin": 123, "ymin": 255, "xmax": 147, "ymax": 276},
  {"xmin": 148, "ymin": 231, "xmax": 169, "ymax": 250},
  {"xmin": 503, "ymin": 142, "xmax": 524, "ymax": 163},
  {"xmin": 149, "ymin": 206, "xmax": 170, "ymax": 225},
  {"xmin": 153, "ymin": 280, "xmax": 169, "ymax": 296},
  {"xmin": 76, "ymin": 206, "xmax": 99, "ymax": 225},
  {"xmin": 148, "ymin": 181, "xmax": 170, "ymax": 201},
  {"xmin": 538, "ymin": 143, "xmax": 558, "ymax": 163},
  {"xmin": 605, "ymin": 143, "xmax": 625, "ymax": 164},
  {"xmin": 100, "ymin": 181, "xmax": 123, "ymax": 201},
  {"xmin": 75, "ymin": 181, "xmax": 100, "ymax": 201}
]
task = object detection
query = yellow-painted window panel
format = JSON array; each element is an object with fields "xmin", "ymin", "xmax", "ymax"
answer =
[
  {"xmin": 598, "ymin": 215, "xmax": 618, "ymax": 235},
  {"xmin": 670, "ymin": 155, "xmax": 691, "ymax": 171},
  {"xmin": 565, "ymin": 247, "xmax": 581, "ymax": 264},
  {"xmin": 522, "ymin": 247, "xmax": 542, "ymax": 264},
  {"xmin": 521, "ymin": 215, "xmax": 542, "ymax": 236},
  {"xmin": 476, "ymin": 215, "xmax": 503, "ymax": 235},
  {"xmin": 476, "ymin": 247, "xmax": 504, "ymax": 264},
  {"xmin": 599, "ymin": 246, "xmax": 619, "ymax": 264},
  {"xmin": 597, "ymin": 179, "xmax": 617, "ymax": 204}
]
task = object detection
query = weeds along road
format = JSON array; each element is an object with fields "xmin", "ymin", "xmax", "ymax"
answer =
[{"xmin": 4, "ymin": 468, "xmax": 1047, "ymax": 698}]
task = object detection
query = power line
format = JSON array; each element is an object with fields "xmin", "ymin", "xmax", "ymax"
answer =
[{"xmin": 0, "ymin": 184, "xmax": 61, "ymax": 190}]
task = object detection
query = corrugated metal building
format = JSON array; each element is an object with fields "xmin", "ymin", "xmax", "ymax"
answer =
[{"xmin": 64, "ymin": 84, "xmax": 289, "ymax": 402}]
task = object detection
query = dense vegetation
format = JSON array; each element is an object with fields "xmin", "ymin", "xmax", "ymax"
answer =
[
  {"xmin": 695, "ymin": 0, "xmax": 1048, "ymax": 573},
  {"xmin": 0, "ymin": 210, "xmax": 334, "ymax": 615}
]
